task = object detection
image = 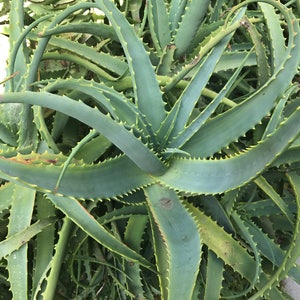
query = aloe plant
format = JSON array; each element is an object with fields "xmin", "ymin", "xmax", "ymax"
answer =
[{"xmin": 0, "ymin": 0, "xmax": 300, "ymax": 299}]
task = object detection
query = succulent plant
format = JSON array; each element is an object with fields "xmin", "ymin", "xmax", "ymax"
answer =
[{"xmin": 0, "ymin": 0, "xmax": 299, "ymax": 299}]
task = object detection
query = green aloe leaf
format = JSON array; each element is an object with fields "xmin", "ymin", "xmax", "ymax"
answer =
[
  {"xmin": 46, "ymin": 193, "xmax": 154, "ymax": 271},
  {"xmin": 46, "ymin": 35, "xmax": 128, "ymax": 77},
  {"xmin": 5, "ymin": 185, "xmax": 36, "ymax": 299},
  {"xmin": 244, "ymin": 217, "xmax": 300, "ymax": 284},
  {"xmin": 0, "ymin": 182, "xmax": 15, "ymax": 212},
  {"xmin": 173, "ymin": 0, "xmax": 210, "ymax": 58},
  {"xmin": 186, "ymin": 202, "xmax": 256, "ymax": 282},
  {"xmin": 158, "ymin": 107, "xmax": 300, "ymax": 194},
  {"xmin": 183, "ymin": 1, "xmax": 300, "ymax": 157},
  {"xmin": 123, "ymin": 215, "xmax": 149, "ymax": 298},
  {"xmin": 31, "ymin": 194, "xmax": 57, "ymax": 299},
  {"xmin": 157, "ymin": 22, "xmax": 242, "ymax": 146},
  {"xmin": 259, "ymin": 2, "xmax": 286, "ymax": 72},
  {"xmin": 167, "ymin": 44, "xmax": 252, "ymax": 151},
  {"xmin": 94, "ymin": 0, "xmax": 166, "ymax": 133},
  {"xmin": 40, "ymin": 22, "xmax": 119, "ymax": 42},
  {"xmin": 204, "ymin": 251, "xmax": 224, "ymax": 300},
  {"xmin": 0, "ymin": 217, "xmax": 55, "ymax": 259},
  {"xmin": 255, "ymin": 176, "xmax": 294, "ymax": 224},
  {"xmin": 0, "ymin": 91, "xmax": 166, "ymax": 175},
  {"xmin": 145, "ymin": 184, "xmax": 201, "ymax": 300},
  {"xmin": 248, "ymin": 171, "xmax": 300, "ymax": 299},
  {"xmin": 44, "ymin": 78, "xmax": 143, "ymax": 127},
  {"xmin": 0, "ymin": 153, "xmax": 154, "ymax": 199},
  {"xmin": 147, "ymin": 0, "xmax": 171, "ymax": 53}
]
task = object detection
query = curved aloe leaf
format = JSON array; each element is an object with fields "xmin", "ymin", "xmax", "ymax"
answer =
[
  {"xmin": 157, "ymin": 19, "xmax": 242, "ymax": 145},
  {"xmin": 183, "ymin": 1, "xmax": 300, "ymax": 157},
  {"xmin": 44, "ymin": 78, "xmax": 143, "ymax": 127},
  {"xmin": 187, "ymin": 202, "xmax": 285, "ymax": 298},
  {"xmin": 0, "ymin": 153, "xmax": 154, "ymax": 199},
  {"xmin": 25, "ymin": 2, "xmax": 99, "ymax": 87},
  {"xmin": 46, "ymin": 193, "xmax": 154, "ymax": 271},
  {"xmin": 255, "ymin": 176, "xmax": 294, "ymax": 224},
  {"xmin": 173, "ymin": 0, "xmax": 210, "ymax": 58},
  {"xmin": 0, "ymin": 91, "xmax": 167, "ymax": 175},
  {"xmin": 31, "ymin": 194, "xmax": 56, "ymax": 299},
  {"xmin": 94, "ymin": 0, "xmax": 166, "ymax": 133},
  {"xmin": 0, "ymin": 217, "xmax": 55, "ymax": 258},
  {"xmin": 43, "ymin": 35, "xmax": 128, "ymax": 78},
  {"xmin": 158, "ymin": 107, "xmax": 300, "ymax": 194},
  {"xmin": 7, "ymin": 0, "xmax": 27, "ymax": 91},
  {"xmin": 6, "ymin": 185, "xmax": 36, "ymax": 300},
  {"xmin": 245, "ymin": 217, "xmax": 300, "ymax": 284},
  {"xmin": 186, "ymin": 202, "xmax": 256, "ymax": 282},
  {"xmin": 147, "ymin": 0, "xmax": 171, "ymax": 53},
  {"xmin": 40, "ymin": 22, "xmax": 119, "ymax": 42},
  {"xmin": 258, "ymin": 2, "xmax": 286, "ymax": 73},
  {"xmin": 243, "ymin": 16, "xmax": 270, "ymax": 86},
  {"xmin": 167, "ymin": 44, "xmax": 252, "ymax": 151},
  {"xmin": 38, "ymin": 217, "xmax": 73, "ymax": 300},
  {"xmin": 124, "ymin": 215, "xmax": 149, "ymax": 298},
  {"xmin": 145, "ymin": 184, "xmax": 201, "ymax": 300},
  {"xmin": 204, "ymin": 251, "xmax": 224, "ymax": 300},
  {"xmin": 248, "ymin": 171, "xmax": 300, "ymax": 299}
]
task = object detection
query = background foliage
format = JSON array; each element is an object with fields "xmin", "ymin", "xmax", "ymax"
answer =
[{"xmin": 0, "ymin": 0, "xmax": 300, "ymax": 299}]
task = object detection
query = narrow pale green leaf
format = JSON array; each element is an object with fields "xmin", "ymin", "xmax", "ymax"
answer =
[
  {"xmin": 73, "ymin": 133, "xmax": 111, "ymax": 164},
  {"xmin": 44, "ymin": 35, "xmax": 128, "ymax": 77},
  {"xmin": 173, "ymin": 0, "xmax": 210, "ymax": 58},
  {"xmin": 25, "ymin": 2, "xmax": 99, "ymax": 87},
  {"xmin": 159, "ymin": 107, "xmax": 300, "ymax": 194},
  {"xmin": 145, "ymin": 184, "xmax": 201, "ymax": 300},
  {"xmin": 6, "ymin": 185, "xmax": 36, "ymax": 300},
  {"xmin": 183, "ymin": 3, "xmax": 300, "ymax": 157},
  {"xmin": 31, "ymin": 194, "xmax": 56, "ymax": 299},
  {"xmin": 147, "ymin": 0, "xmax": 171, "ymax": 53},
  {"xmin": 157, "ymin": 11, "xmax": 247, "ymax": 146},
  {"xmin": 0, "ymin": 153, "xmax": 154, "ymax": 199},
  {"xmin": 0, "ymin": 218, "xmax": 55, "ymax": 258},
  {"xmin": 94, "ymin": 0, "xmax": 166, "ymax": 133},
  {"xmin": 46, "ymin": 193, "xmax": 154, "ymax": 271},
  {"xmin": 232, "ymin": 212, "xmax": 261, "ymax": 296},
  {"xmin": 255, "ymin": 176, "xmax": 294, "ymax": 224},
  {"xmin": 167, "ymin": 46, "xmax": 253, "ymax": 150},
  {"xmin": 248, "ymin": 171, "xmax": 300, "ymax": 299},
  {"xmin": 44, "ymin": 78, "xmax": 142, "ymax": 127},
  {"xmin": 204, "ymin": 251, "xmax": 224, "ymax": 300},
  {"xmin": 40, "ymin": 218, "xmax": 73, "ymax": 300},
  {"xmin": 242, "ymin": 16, "xmax": 270, "ymax": 86},
  {"xmin": 7, "ymin": 0, "xmax": 27, "ymax": 91},
  {"xmin": 259, "ymin": 3, "xmax": 286, "ymax": 72},
  {"xmin": 124, "ymin": 215, "xmax": 148, "ymax": 298},
  {"xmin": 245, "ymin": 218, "xmax": 300, "ymax": 284},
  {"xmin": 40, "ymin": 22, "xmax": 119, "ymax": 42},
  {"xmin": 214, "ymin": 50, "xmax": 257, "ymax": 72},
  {"xmin": 186, "ymin": 202, "xmax": 256, "ymax": 281},
  {"xmin": 0, "ymin": 91, "xmax": 167, "ymax": 175}
]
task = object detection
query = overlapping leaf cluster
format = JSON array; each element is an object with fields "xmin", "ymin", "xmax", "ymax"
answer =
[{"xmin": 0, "ymin": 0, "xmax": 300, "ymax": 299}]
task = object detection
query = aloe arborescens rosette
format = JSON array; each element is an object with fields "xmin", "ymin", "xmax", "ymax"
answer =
[{"xmin": 0, "ymin": 0, "xmax": 300, "ymax": 299}]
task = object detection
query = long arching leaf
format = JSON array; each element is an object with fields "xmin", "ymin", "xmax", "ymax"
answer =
[
  {"xmin": 0, "ymin": 91, "xmax": 167, "ymax": 175},
  {"xmin": 158, "ymin": 107, "xmax": 300, "ymax": 194},
  {"xmin": 94, "ymin": 0, "xmax": 166, "ymax": 133}
]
